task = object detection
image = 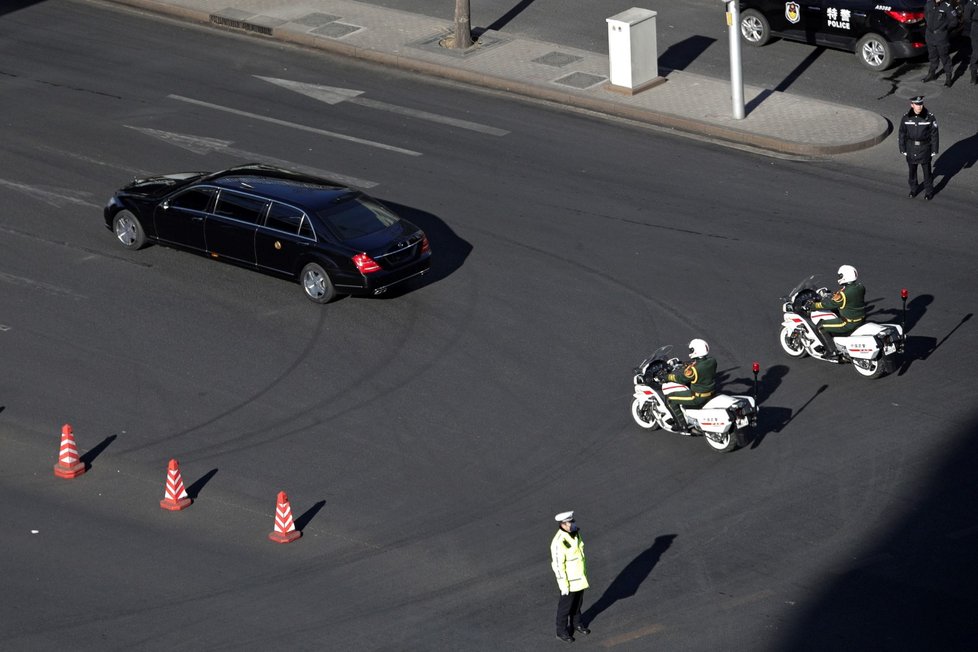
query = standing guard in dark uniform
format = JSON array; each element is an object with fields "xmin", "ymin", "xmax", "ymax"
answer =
[
  {"xmin": 963, "ymin": 0, "xmax": 978, "ymax": 84},
  {"xmin": 922, "ymin": 0, "xmax": 958, "ymax": 86},
  {"xmin": 898, "ymin": 96, "xmax": 940, "ymax": 200}
]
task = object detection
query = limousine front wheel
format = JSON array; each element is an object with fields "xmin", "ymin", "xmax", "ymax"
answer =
[
  {"xmin": 113, "ymin": 210, "xmax": 146, "ymax": 250},
  {"xmin": 301, "ymin": 262, "xmax": 336, "ymax": 304}
]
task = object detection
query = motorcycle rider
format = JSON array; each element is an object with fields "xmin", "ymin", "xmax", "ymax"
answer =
[
  {"xmin": 812, "ymin": 264, "xmax": 866, "ymax": 357},
  {"xmin": 665, "ymin": 339, "xmax": 717, "ymax": 433}
]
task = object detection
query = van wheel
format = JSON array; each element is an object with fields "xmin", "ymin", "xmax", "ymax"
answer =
[
  {"xmin": 856, "ymin": 34, "xmax": 892, "ymax": 71},
  {"xmin": 741, "ymin": 9, "xmax": 771, "ymax": 47}
]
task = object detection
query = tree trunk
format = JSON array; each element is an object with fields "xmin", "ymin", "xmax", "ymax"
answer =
[{"xmin": 453, "ymin": 0, "xmax": 474, "ymax": 49}]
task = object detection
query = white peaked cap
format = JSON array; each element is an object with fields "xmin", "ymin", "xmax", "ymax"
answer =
[{"xmin": 554, "ymin": 511, "xmax": 575, "ymax": 522}]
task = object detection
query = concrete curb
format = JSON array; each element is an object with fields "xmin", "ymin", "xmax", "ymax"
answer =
[{"xmin": 106, "ymin": 0, "xmax": 890, "ymax": 156}]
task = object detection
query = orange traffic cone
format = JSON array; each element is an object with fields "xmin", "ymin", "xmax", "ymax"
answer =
[
  {"xmin": 53, "ymin": 424, "xmax": 86, "ymax": 479},
  {"xmin": 268, "ymin": 491, "xmax": 301, "ymax": 543},
  {"xmin": 160, "ymin": 459, "xmax": 193, "ymax": 511}
]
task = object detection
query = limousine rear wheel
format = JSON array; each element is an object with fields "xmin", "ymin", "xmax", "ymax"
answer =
[
  {"xmin": 113, "ymin": 210, "xmax": 146, "ymax": 250},
  {"xmin": 300, "ymin": 262, "xmax": 336, "ymax": 304}
]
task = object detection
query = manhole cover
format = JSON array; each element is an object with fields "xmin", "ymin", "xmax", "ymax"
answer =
[
  {"xmin": 312, "ymin": 22, "xmax": 361, "ymax": 38},
  {"xmin": 533, "ymin": 52, "xmax": 582, "ymax": 68},
  {"xmin": 554, "ymin": 72, "xmax": 606, "ymax": 89}
]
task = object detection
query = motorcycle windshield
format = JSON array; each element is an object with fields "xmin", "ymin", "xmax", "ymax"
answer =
[
  {"xmin": 784, "ymin": 275, "xmax": 819, "ymax": 301},
  {"xmin": 638, "ymin": 345, "xmax": 673, "ymax": 371}
]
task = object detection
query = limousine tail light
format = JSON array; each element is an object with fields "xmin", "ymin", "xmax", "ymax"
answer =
[
  {"xmin": 885, "ymin": 10, "xmax": 924, "ymax": 23},
  {"xmin": 352, "ymin": 253, "xmax": 382, "ymax": 274},
  {"xmin": 420, "ymin": 235, "xmax": 431, "ymax": 254}
]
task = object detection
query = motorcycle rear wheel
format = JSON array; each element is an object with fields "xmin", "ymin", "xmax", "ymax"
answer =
[
  {"xmin": 704, "ymin": 430, "xmax": 740, "ymax": 453},
  {"xmin": 779, "ymin": 325, "xmax": 808, "ymax": 358},
  {"xmin": 852, "ymin": 357, "xmax": 885, "ymax": 379},
  {"xmin": 631, "ymin": 398, "xmax": 660, "ymax": 430}
]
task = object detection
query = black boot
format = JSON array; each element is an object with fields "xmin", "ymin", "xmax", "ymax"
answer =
[
  {"xmin": 945, "ymin": 75, "xmax": 953, "ymax": 87},
  {"xmin": 971, "ymin": 68, "xmax": 977, "ymax": 85},
  {"xmin": 922, "ymin": 71, "xmax": 937, "ymax": 82}
]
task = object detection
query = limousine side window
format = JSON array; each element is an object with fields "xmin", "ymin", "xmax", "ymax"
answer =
[
  {"xmin": 214, "ymin": 191, "xmax": 269, "ymax": 224},
  {"xmin": 266, "ymin": 202, "xmax": 304, "ymax": 234},
  {"xmin": 170, "ymin": 188, "xmax": 215, "ymax": 212}
]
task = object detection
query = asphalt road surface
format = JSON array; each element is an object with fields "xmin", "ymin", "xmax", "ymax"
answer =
[{"xmin": 1, "ymin": 1, "xmax": 977, "ymax": 650}]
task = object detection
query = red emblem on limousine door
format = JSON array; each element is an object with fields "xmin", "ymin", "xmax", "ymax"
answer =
[{"xmin": 785, "ymin": 1, "xmax": 801, "ymax": 23}]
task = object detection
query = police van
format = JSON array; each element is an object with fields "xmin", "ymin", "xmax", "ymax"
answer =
[{"xmin": 739, "ymin": 0, "xmax": 928, "ymax": 71}]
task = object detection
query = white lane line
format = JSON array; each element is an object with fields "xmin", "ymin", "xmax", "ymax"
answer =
[
  {"xmin": 168, "ymin": 94, "xmax": 422, "ymax": 156},
  {"xmin": 0, "ymin": 178, "xmax": 100, "ymax": 209},
  {"xmin": 254, "ymin": 76, "xmax": 510, "ymax": 136},
  {"xmin": 352, "ymin": 96, "xmax": 509, "ymax": 136},
  {"xmin": 126, "ymin": 127, "xmax": 378, "ymax": 189}
]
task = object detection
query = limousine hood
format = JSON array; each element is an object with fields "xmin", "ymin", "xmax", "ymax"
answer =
[{"xmin": 120, "ymin": 172, "xmax": 209, "ymax": 198}]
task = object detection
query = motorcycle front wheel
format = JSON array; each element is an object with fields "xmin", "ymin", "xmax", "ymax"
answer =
[
  {"xmin": 704, "ymin": 430, "xmax": 740, "ymax": 453},
  {"xmin": 631, "ymin": 398, "xmax": 660, "ymax": 430},
  {"xmin": 779, "ymin": 325, "xmax": 808, "ymax": 358}
]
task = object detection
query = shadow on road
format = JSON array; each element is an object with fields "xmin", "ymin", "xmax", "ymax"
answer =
[
  {"xmin": 477, "ymin": 0, "xmax": 538, "ymax": 36},
  {"xmin": 934, "ymin": 132, "xmax": 978, "ymax": 196},
  {"xmin": 581, "ymin": 534, "xmax": 677, "ymax": 626},
  {"xmin": 295, "ymin": 500, "xmax": 327, "ymax": 531},
  {"xmin": 898, "ymin": 312, "xmax": 972, "ymax": 376},
  {"xmin": 379, "ymin": 201, "xmax": 472, "ymax": 297},
  {"xmin": 0, "ymin": 1, "xmax": 47, "ymax": 17},
  {"xmin": 186, "ymin": 468, "xmax": 219, "ymax": 499},
  {"xmin": 658, "ymin": 36, "xmax": 716, "ymax": 73},
  {"xmin": 772, "ymin": 410, "xmax": 978, "ymax": 650},
  {"xmin": 79, "ymin": 434, "xmax": 117, "ymax": 469},
  {"xmin": 746, "ymin": 47, "xmax": 826, "ymax": 115}
]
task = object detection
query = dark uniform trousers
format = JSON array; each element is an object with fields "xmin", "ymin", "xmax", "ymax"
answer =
[
  {"xmin": 925, "ymin": 0, "xmax": 957, "ymax": 81},
  {"xmin": 555, "ymin": 591, "xmax": 585, "ymax": 635},
  {"xmin": 964, "ymin": 0, "xmax": 978, "ymax": 78}
]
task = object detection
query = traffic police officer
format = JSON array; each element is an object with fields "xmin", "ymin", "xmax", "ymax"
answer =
[
  {"xmin": 898, "ymin": 96, "xmax": 940, "ymax": 200},
  {"xmin": 550, "ymin": 511, "xmax": 590, "ymax": 643},
  {"xmin": 813, "ymin": 265, "xmax": 866, "ymax": 357},
  {"xmin": 922, "ymin": 0, "xmax": 958, "ymax": 86},
  {"xmin": 963, "ymin": 0, "xmax": 978, "ymax": 84},
  {"xmin": 665, "ymin": 338, "xmax": 717, "ymax": 433}
]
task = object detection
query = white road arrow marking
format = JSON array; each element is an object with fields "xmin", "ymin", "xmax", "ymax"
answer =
[
  {"xmin": 167, "ymin": 94, "xmax": 421, "ymax": 157},
  {"xmin": 125, "ymin": 126, "xmax": 378, "ymax": 188},
  {"xmin": 255, "ymin": 76, "xmax": 510, "ymax": 136}
]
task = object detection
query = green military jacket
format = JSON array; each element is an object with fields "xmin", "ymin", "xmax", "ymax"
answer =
[
  {"xmin": 668, "ymin": 356, "xmax": 717, "ymax": 396},
  {"xmin": 815, "ymin": 281, "xmax": 866, "ymax": 324}
]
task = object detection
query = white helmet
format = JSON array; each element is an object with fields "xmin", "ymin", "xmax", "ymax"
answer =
[
  {"xmin": 837, "ymin": 264, "xmax": 858, "ymax": 284},
  {"xmin": 689, "ymin": 338, "xmax": 709, "ymax": 359}
]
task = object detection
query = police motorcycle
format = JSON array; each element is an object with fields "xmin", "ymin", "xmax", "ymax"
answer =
[
  {"xmin": 631, "ymin": 345, "xmax": 758, "ymax": 453},
  {"xmin": 779, "ymin": 275, "xmax": 905, "ymax": 379}
]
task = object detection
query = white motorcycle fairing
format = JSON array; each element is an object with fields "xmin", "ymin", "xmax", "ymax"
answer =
[
  {"xmin": 779, "ymin": 275, "xmax": 905, "ymax": 378},
  {"xmin": 631, "ymin": 346, "xmax": 757, "ymax": 453}
]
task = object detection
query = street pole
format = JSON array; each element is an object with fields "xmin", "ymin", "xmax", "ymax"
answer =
[{"xmin": 724, "ymin": 0, "xmax": 745, "ymax": 119}]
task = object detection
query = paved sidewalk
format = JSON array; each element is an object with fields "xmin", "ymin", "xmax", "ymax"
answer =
[{"xmin": 108, "ymin": 0, "xmax": 889, "ymax": 156}]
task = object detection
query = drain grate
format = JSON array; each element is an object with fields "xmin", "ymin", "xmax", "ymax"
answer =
[{"xmin": 210, "ymin": 12, "xmax": 273, "ymax": 36}]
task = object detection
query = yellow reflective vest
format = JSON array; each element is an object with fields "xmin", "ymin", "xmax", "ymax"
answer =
[{"xmin": 551, "ymin": 529, "xmax": 589, "ymax": 593}]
